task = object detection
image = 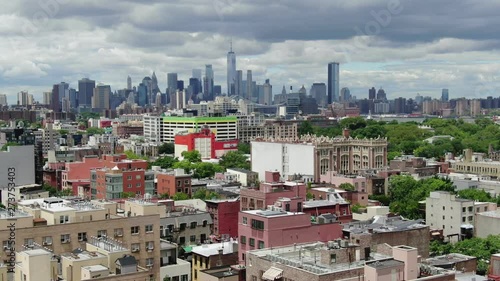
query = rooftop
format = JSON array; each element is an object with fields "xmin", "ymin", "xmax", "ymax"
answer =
[
  {"xmin": 343, "ymin": 215, "xmax": 426, "ymax": 234},
  {"xmin": 243, "ymin": 209, "xmax": 305, "ymax": 218},
  {"xmin": 191, "ymin": 240, "xmax": 238, "ymax": 257},
  {"xmin": 62, "ymin": 250, "xmax": 107, "ymax": 261},
  {"xmin": 87, "ymin": 236, "xmax": 128, "ymax": 253},
  {"xmin": 424, "ymin": 253, "xmax": 476, "ymax": 267},
  {"xmin": 366, "ymin": 259, "xmax": 404, "ymax": 269},
  {"xmin": 477, "ymin": 210, "xmax": 500, "ymax": 218}
]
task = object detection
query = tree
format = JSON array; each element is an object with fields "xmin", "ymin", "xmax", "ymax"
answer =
[
  {"xmin": 59, "ymin": 129, "xmax": 69, "ymax": 135},
  {"xmin": 121, "ymin": 192, "xmax": 136, "ymax": 198},
  {"xmin": 150, "ymin": 156, "xmax": 179, "ymax": 169},
  {"xmin": 86, "ymin": 127, "xmax": 105, "ymax": 135},
  {"xmin": 339, "ymin": 117, "xmax": 367, "ymax": 131},
  {"xmin": 458, "ymin": 189, "xmax": 496, "ymax": 203},
  {"xmin": 163, "ymin": 276, "xmax": 171, "ymax": 281},
  {"xmin": 172, "ymin": 192, "xmax": 189, "ymax": 201},
  {"xmin": 1, "ymin": 142, "xmax": 20, "ymax": 151},
  {"xmin": 338, "ymin": 183, "xmax": 355, "ymax": 191},
  {"xmin": 298, "ymin": 121, "xmax": 315, "ymax": 136},
  {"xmin": 159, "ymin": 193, "xmax": 170, "ymax": 199},
  {"xmin": 192, "ymin": 162, "xmax": 224, "ymax": 179},
  {"xmin": 181, "ymin": 150, "xmax": 202, "ymax": 163},
  {"xmin": 124, "ymin": 150, "xmax": 147, "ymax": 160},
  {"xmin": 193, "ymin": 188, "xmax": 221, "ymax": 200},
  {"xmin": 237, "ymin": 142, "xmax": 251, "ymax": 154},
  {"xmin": 219, "ymin": 151, "xmax": 250, "ymax": 170},
  {"xmin": 158, "ymin": 143, "xmax": 175, "ymax": 154}
]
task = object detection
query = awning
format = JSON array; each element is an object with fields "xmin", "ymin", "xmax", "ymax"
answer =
[
  {"xmin": 262, "ymin": 267, "xmax": 283, "ymax": 280},
  {"xmin": 183, "ymin": 246, "xmax": 193, "ymax": 253}
]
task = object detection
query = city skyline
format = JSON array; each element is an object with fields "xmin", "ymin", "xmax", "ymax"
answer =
[{"xmin": 2, "ymin": 1, "xmax": 500, "ymax": 103}]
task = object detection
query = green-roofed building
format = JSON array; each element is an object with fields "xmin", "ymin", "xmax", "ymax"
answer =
[{"xmin": 162, "ymin": 116, "xmax": 238, "ymax": 142}]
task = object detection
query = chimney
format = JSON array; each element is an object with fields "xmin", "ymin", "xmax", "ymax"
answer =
[{"xmin": 343, "ymin": 128, "xmax": 350, "ymax": 138}]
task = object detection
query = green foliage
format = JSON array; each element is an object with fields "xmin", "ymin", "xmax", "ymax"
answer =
[
  {"xmin": 0, "ymin": 203, "xmax": 6, "ymax": 209},
  {"xmin": 78, "ymin": 112, "xmax": 100, "ymax": 123},
  {"xmin": 124, "ymin": 150, "xmax": 148, "ymax": 160},
  {"xmin": 121, "ymin": 192, "xmax": 136, "ymax": 198},
  {"xmin": 338, "ymin": 183, "xmax": 355, "ymax": 191},
  {"xmin": 181, "ymin": 150, "xmax": 202, "ymax": 163},
  {"xmin": 219, "ymin": 151, "xmax": 250, "ymax": 170},
  {"xmin": 163, "ymin": 276, "xmax": 171, "ymax": 281},
  {"xmin": 298, "ymin": 121, "xmax": 315, "ymax": 136},
  {"xmin": 237, "ymin": 142, "xmax": 251, "ymax": 154},
  {"xmin": 306, "ymin": 192, "xmax": 314, "ymax": 200},
  {"xmin": 86, "ymin": 127, "xmax": 105, "ymax": 135},
  {"xmin": 172, "ymin": 160, "xmax": 224, "ymax": 179},
  {"xmin": 340, "ymin": 117, "xmax": 367, "ymax": 131},
  {"xmin": 150, "ymin": 156, "xmax": 179, "ymax": 169},
  {"xmin": 158, "ymin": 143, "xmax": 175, "ymax": 154},
  {"xmin": 59, "ymin": 129, "xmax": 69, "ymax": 135},
  {"xmin": 435, "ymin": 235, "xmax": 500, "ymax": 275},
  {"xmin": 388, "ymin": 175, "xmax": 455, "ymax": 219},
  {"xmin": 42, "ymin": 184, "xmax": 73, "ymax": 197},
  {"xmin": 192, "ymin": 188, "xmax": 221, "ymax": 200},
  {"xmin": 351, "ymin": 204, "xmax": 363, "ymax": 213},
  {"xmin": 368, "ymin": 194, "xmax": 391, "ymax": 206},
  {"xmin": 172, "ymin": 192, "xmax": 189, "ymax": 201},
  {"xmin": 457, "ymin": 189, "xmax": 496, "ymax": 203},
  {"xmin": 159, "ymin": 193, "xmax": 170, "ymax": 199},
  {"xmin": 1, "ymin": 142, "xmax": 20, "ymax": 151}
]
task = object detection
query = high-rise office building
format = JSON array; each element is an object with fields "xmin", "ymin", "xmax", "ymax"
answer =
[
  {"xmin": 42, "ymin": 92, "xmax": 51, "ymax": 105},
  {"xmin": 68, "ymin": 88, "xmax": 77, "ymax": 109},
  {"xmin": 263, "ymin": 79, "xmax": 273, "ymax": 105},
  {"xmin": 17, "ymin": 91, "xmax": 29, "ymax": 106},
  {"xmin": 204, "ymin": 65, "xmax": 214, "ymax": 100},
  {"xmin": 236, "ymin": 70, "xmax": 243, "ymax": 96},
  {"xmin": 92, "ymin": 84, "xmax": 111, "ymax": 109},
  {"xmin": 78, "ymin": 78, "xmax": 96, "ymax": 107},
  {"xmin": 127, "ymin": 75, "xmax": 132, "ymax": 90},
  {"xmin": 137, "ymin": 83, "xmax": 148, "ymax": 106},
  {"xmin": 327, "ymin": 62, "xmax": 340, "ymax": 104},
  {"xmin": 369, "ymin": 87, "xmax": 376, "ymax": 100},
  {"xmin": 50, "ymin": 84, "xmax": 61, "ymax": 112},
  {"xmin": 58, "ymin": 82, "xmax": 69, "ymax": 102},
  {"xmin": 189, "ymin": 78, "xmax": 201, "ymax": 100},
  {"xmin": 0, "ymin": 94, "xmax": 7, "ymax": 106},
  {"xmin": 227, "ymin": 42, "xmax": 237, "ymax": 95},
  {"xmin": 177, "ymin": 80, "xmax": 184, "ymax": 91},
  {"xmin": 192, "ymin": 69, "xmax": 202, "ymax": 81},
  {"xmin": 27, "ymin": 94, "xmax": 34, "ymax": 105},
  {"xmin": 376, "ymin": 88, "xmax": 387, "ymax": 100},
  {"xmin": 167, "ymin": 73, "xmax": 178, "ymax": 94},
  {"xmin": 310, "ymin": 83, "xmax": 327, "ymax": 107},
  {"xmin": 214, "ymin": 85, "xmax": 222, "ymax": 97},
  {"xmin": 246, "ymin": 70, "xmax": 253, "ymax": 101},
  {"xmin": 340, "ymin": 87, "xmax": 351, "ymax": 102},
  {"xmin": 441, "ymin": 89, "xmax": 449, "ymax": 102}
]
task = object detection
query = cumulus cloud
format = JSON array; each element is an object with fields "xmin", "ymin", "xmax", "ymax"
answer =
[{"xmin": 1, "ymin": 0, "xmax": 500, "ymax": 102}]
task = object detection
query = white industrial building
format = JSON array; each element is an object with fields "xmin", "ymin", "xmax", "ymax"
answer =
[{"xmin": 0, "ymin": 145, "xmax": 35, "ymax": 197}]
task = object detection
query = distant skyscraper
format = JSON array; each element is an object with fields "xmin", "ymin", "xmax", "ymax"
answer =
[
  {"xmin": 58, "ymin": 82, "xmax": 69, "ymax": 102},
  {"xmin": 78, "ymin": 78, "xmax": 96, "ymax": 107},
  {"xmin": 189, "ymin": 78, "xmax": 200, "ymax": 101},
  {"xmin": 204, "ymin": 65, "xmax": 214, "ymax": 100},
  {"xmin": 151, "ymin": 72, "xmax": 160, "ymax": 94},
  {"xmin": 376, "ymin": 88, "xmax": 387, "ymax": 100},
  {"xmin": 246, "ymin": 70, "xmax": 253, "ymax": 101},
  {"xmin": 441, "ymin": 89, "xmax": 449, "ymax": 102},
  {"xmin": 214, "ymin": 85, "xmax": 222, "ymax": 97},
  {"xmin": 369, "ymin": 87, "xmax": 376, "ymax": 100},
  {"xmin": 310, "ymin": 83, "xmax": 327, "ymax": 107},
  {"xmin": 137, "ymin": 83, "xmax": 148, "ymax": 106},
  {"xmin": 227, "ymin": 41, "xmax": 237, "ymax": 95},
  {"xmin": 69, "ymin": 88, "xmax": 77, "ymax": 108},
  {"xmin": 27, "ymin": 94, "xmax": 34, "ymax": 105},
  {"xmin": 127, "ymin": 76, "xmax": 132, "ymax": 90},
  {"xmin": 42, "ymin": 92, "xmax": 51, "ymax": 105},
  {"xmin": 192, "ymin": 69, "xmax": 202, "ymax": 81},
  {"xmin": 235, "ymin": 70, "xmax": 243, "ymax": 96},
  {"xmin": 177, "ymin": 80, "xmax": 184, "ymax": 91},
  {"xmin": 340, "ymin": 87, "xmax": 351, "ymax": 102},
  {"xmin": 50, "ymin": 84, "xmax": 61, "ymax": 112},
  {"xmin": 263, "ymin": 79, "xmax": 273, "ymax": 105},
  {"xmin": 327, "ymin": 62, "xmax": 340, "ymax": 104},
  {"xmin": 92, "ymin": 84, "xmax": 111, "ymax": 109},
  {"xmin": 167, "ymin": 73, "xmax": 178, "ymax": 93},
  {"xmin": 0, "ymin": 94, "xmax": 7, "ymax": 106},
  {"xmin": 17, "ymin": 91, "xmax": 28, "ymax": 106}
]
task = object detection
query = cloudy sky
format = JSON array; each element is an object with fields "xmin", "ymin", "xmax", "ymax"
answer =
[{"xmin": 2, "ymin": 0, "xmax": 500, "ymax": 103}]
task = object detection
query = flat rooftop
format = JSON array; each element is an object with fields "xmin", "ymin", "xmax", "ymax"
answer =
[
  {"xmin": 424, "ymin": 253, "xmax": 476, "ymax": 267},
  {"xmin": 243, "ymin": 209, "xmax": 305, "ymax": 218},
  {"xmin": 343, "ymin": 215, "xmax": 426, "ymax": 234},
  {"xmin": 192, "ymin": 241, "xmax": 238, "ymax": 257},
  {"xmin": 366, "ymin": 259, "xmax": 404, "ymax": 269}
]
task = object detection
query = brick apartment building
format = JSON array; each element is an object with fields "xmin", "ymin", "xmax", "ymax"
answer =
[
  {"xmin": 206, "ymin": 198, "xmax": 240, "ymax": 238},
  {"xmin": 90, "ymin": 166, "xmax": 155, "ymax": 199},
  {"xmin": 156, "ymin": 169, "xmax": 192, "ymax": 197}
]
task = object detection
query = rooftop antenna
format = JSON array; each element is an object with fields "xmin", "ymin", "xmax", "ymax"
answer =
[{"xmin": 230, "ymin": 38, "xmax": 233, "ymax": 52}]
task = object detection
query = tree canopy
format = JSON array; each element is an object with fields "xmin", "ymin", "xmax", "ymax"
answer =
[
  {"xmin": 150, "ymin": 156, "xmax": 179, "ymax": 169},
  {"xmin": 192, "ymin": 188, "xmax": 221, "ymax": 200},
  {"xmin": 181, "ymin": 150, "xmax": 202, "ymax": 162},
  {"xmin": 172, "ymin": 192, "xmax": 189, "ymax": 201},
  {"xmin": 158, "ymin": 143, "xmax": 175, "ymax": 154},
  {"xmin": 86, "ymin": 127, "xmax": 105, "ymax": 135},
  {"xmin": 219, "ymin": 151, "xmax": 250, "ymax": 170},
  {"xmin": 388, "ymin": 175, "xmax": 455, "ymax": 219}
]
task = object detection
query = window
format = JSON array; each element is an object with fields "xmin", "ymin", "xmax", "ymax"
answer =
[
  {"xmin": 146, "ymin": 258, "xmax": 154, "ymax": 267},
  {"xmin": 242, "ymin": 217, "xmax": 247, "ymax": 225},
  {"xmin": 190, "ymin": 235, "xmax": 196, "ymax": 242},
  {"xmin": 131, "ymin": 226, "xmax": 140, "ymax": 235},
  {"xmin": 136, "ymin": 175, "xmax": 141, "ymax": 180},
  {"xmin": 59, "ymin": 215, "xmax": 69, "ymax": 224},
  {"xmin": 249, "ymin": 238, "xmax": 255, "ymax": 247},
  {"xmin": 181, "ymin": 275, "xmax": 188, "ymax": 281},
  {"xmin": 240, "ymin": 236, "xmax": 246, "ymax": 244},
  {"xmin": 136, "ymin": 183, "xmax": 141, "ymax": 187},
  {"xmin": 131, "ymin": 243, "xmax": 140, "ymax": 252},
  {"xmin": 468, "ymin": 207, "xmax": 473, "ymax": 212},
  {"xmin": 477, "ymin": 207, "xmax": 480, "ymax": 212},
  {"xmin": 127, "ymin": 175, "xmax": 132, "ymax": 180},
  {"xmin": 78, "ymin": 232, "xmax": 87, "ymax": 242},
  {"xmin": 24, "ymin": 238, "xmax": 34, "ymax": 247},
  {"xmin": 184, "ymin": 180, "xmax": 189, "ymax": 184},
  {"xmin": 179, "ymin": 237, "xmax": 185, "ymax": 244},
  {"xmin": 190, "ymin": 222, "xmax": 197, "ymax": 229},
  {"xmin": 462, "ymin": 217, "xmax": 466, "ymax": 223},
  {"xmin": 442, "ymin": 225, "xmax": 445, "ymax": 229},
  {"xmin": 330, "ymin": 253, "xmax": 337, "ymax": 264},
  {"xmin": 443, "ymin": 206, "xmax": 445, "ymax": 210},
  {"xmin": 114, "ymin": 228, "xmax": 123, "ymax": 237},
  {"xmin": 97, "ymin": 230, "xmax": 107, "ymax": 238},
  {"xmin": 201, "ymin": 234, "xmax": 207, "ymax": 243},
  {"xmin": 462, "ymin": 207, "xmax": 466, "ymax": 212},
  {"xmin": 485, "ymin": 207, "xmax": 488, "ymax": 211},
  {"xmin": 468, "ymin": 216, "xmax": 473, "ymax": 221},
  {"xmin": 258, "ymin": 241, "xmax": 265, "ymax": 249},
  {"xmin": 202, "ymin": 220, "xmax": 207, "ymax": 227},
  {"xmin": 61, "ymin": 234, "xmax": 70, "ymax": 243},
  {"xmin": 145, "ymin": 224, "xmax": 153, "ymax": 233},
  {"xmin": 43, "ymin": 236, "xmax": 53, "ymax": 246},
  {"xmin": 128, "ymin": 184, "xmax": 132, "ymax": 188},
  {"xmin": 2, "ymin": 240, "xmax": 9, "ymax": 249},
  {"xmin": 442, "ymin": 215, "xmax": 445, "ymax": 219},
  {"xmin": 251, "ymin": 219, "xmax": 264, "ymax": 230},
  {"xmin": 177, "ymin": 180, "xmax": 181, "ymax": 187},
  {"xmin": 180, "ymin": 223, "xmax": 187, "ymax": 230},
  {"xmin": 194, "ymin": 269, "xmax": 198, "ymax": 280},
  {"xmin": 146, "ymin": 241, "xmax": 154, "ymax": 251}
]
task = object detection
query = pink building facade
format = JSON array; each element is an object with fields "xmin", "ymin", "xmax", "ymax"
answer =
[
  {"xmin": 62, "ymin": 156, "xmax": 104, "ymax": 190},
  {"xmin": 320, "ymin": 173, "xmax": 368, "ymax": 193},
  {"xmin": 238, "ymin": 209, "xmax": 343, "ymax": 263}
]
